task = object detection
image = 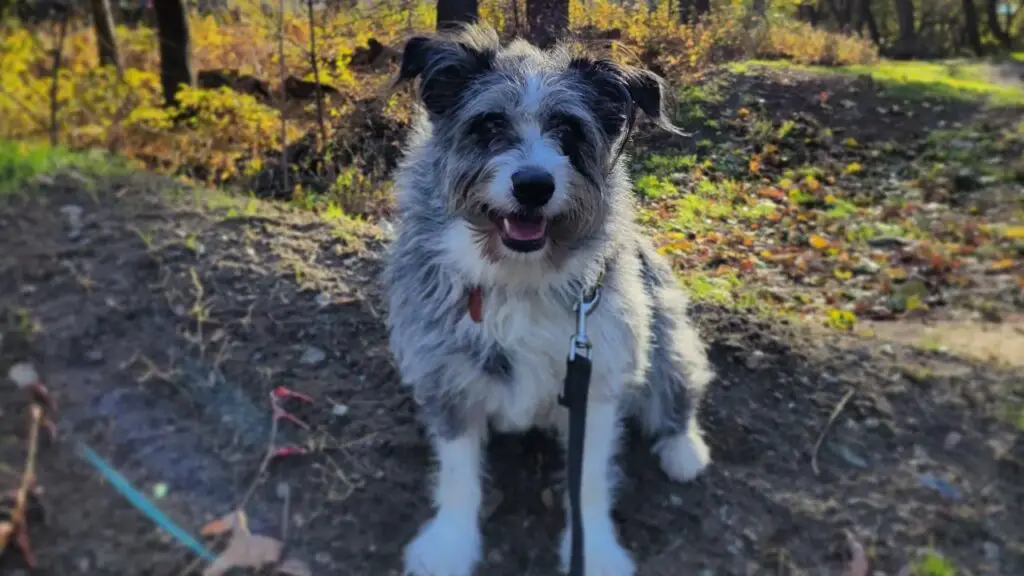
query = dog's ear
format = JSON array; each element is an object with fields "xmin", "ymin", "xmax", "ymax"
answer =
[
  {"xmin": 570, "ymin": 57, "xmax": 685, "ymax": 138},
  {"xmin": 396, "ymin": 35, "xmax": 495, "ymax": 117}
]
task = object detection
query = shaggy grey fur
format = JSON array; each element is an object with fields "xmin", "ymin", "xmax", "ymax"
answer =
[{"xmin": 382, "ymin": 23, "xmax": 713, "ymax": 576}]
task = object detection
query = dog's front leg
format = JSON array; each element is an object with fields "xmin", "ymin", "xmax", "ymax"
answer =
[
  {"xmin": 404, "ymin": 423, "xmax": 486, "ymax": 576},
  {"xmin": 559, "ymin": 400, "xmax": 635, "ymax": 576}
]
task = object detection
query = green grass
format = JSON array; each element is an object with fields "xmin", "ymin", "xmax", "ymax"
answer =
[
  {"xmin": 1011, "ymin": 52, "xmax": 1024, "ymax": 63},
  {"xmin": 912, "ymin": 550, "xmax": 957, "ymax": 576},
  {"xmin": 734, "ymin": 59, "xmax": 1024, "ymax": 106},
  {"xmin": 0, "ymin": 139, "xmax": 128, "ymax": 195}
]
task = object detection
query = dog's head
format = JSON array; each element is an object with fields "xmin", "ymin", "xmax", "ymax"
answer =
[{"xmin": 396, "ymin": 24, "xmax": 680, "ymax": 265}]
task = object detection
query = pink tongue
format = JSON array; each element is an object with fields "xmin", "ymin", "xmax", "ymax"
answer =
[{"xmin": 502, "ymin": 217, "xmax": 546, "ymax": 241}]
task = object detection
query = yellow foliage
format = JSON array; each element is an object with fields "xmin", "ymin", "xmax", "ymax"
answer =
[{"xmin": 1, "ymin": 0, "xmax": 878, "ymax": 191}]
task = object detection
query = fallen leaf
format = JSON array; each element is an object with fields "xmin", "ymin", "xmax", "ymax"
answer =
[
  {"xmin": 989, "ymin": 258, "xmax": 1014, "ymax": 272},
  {"xmin": 809, "ymin": 235, "xmax": 830, "ymax": 250},
  {"xmin": 201, "ymin": 510, "xmax": 246, "ymax": 537},
  {"xmin": 203, "ymin": 531, "xmax": 283, "ymax": 576},
  {"xmin": 1005, "ymin": 226, "xmax": 1024, "ymax": 240},
  {"xmin": 844, "ymin": 537, "xmax": 869, "ymax": 576}
]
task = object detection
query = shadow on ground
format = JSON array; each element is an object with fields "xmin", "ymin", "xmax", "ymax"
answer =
[{"xmin": 1, "ymin": 166, "xmax": 1021, "ymax": 576}]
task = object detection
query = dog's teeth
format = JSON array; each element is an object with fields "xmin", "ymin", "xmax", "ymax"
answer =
[{"xmin": 501, "ymin": 218, "xmax": 512, "ymax": 235}]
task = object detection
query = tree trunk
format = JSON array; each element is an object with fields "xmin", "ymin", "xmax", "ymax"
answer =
[
  {"xmin": 962, "ymin": 0, "xmax": 983, "ymax": 55},
  {"xmin": 526, "ymin": 0, "xmax": 568, "ymax": 49},
  {"xmin": 694, "ymin": 0, "xmax": 709, "ymax": 19},
  {"xmin": 860, "ymin": 0, "xmax": 881, "ymax": 44},
  {"xmin": 985, "ymin": 0, "xmax": 1012, "ymax": 48},
  {"xmin": 890, "ymin": 0, "xmax": 917, "ymax": 58},
  {"xmin": 436, "ymin": 0, "xmax": 478, "ymax": 31},
  {"xmin": 90, "ymin": 0, "xmax": 120, "ymax": 71},
  {"xmin": 154, "ymin": 0, "xmax": 194, "ymax": 107},
  {"xmin": 678, "ymin": 0, "xmax": 692, "ymax": 24}
]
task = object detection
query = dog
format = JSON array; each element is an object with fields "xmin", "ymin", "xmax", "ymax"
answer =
[{"xmin": 383, "ymin": 24, "xmax": 713, "ymax": 576}]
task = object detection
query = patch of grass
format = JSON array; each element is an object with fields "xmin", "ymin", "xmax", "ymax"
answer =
[
  {"xmin": 739, "ymin": 59, "xmax": 1024, "ymax": 106},
  {"xmin": 635, "ymin": 174, "xmax": 680, "ymax": 200},
  {"xmin": 642, "ymin": 154, "xmax": 699, "ymax": 177},
  {"xmin": 0, "ymin": 140, "xmax": 128, "ymax": 195},
  {"xmin": 912, "ymin": 550, "xmax": 957, "ymax": 576}
]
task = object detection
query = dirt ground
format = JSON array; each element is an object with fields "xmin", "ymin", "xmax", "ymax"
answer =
[{"xmin": 1, "ymin": 69, "xmax": 1023, "ymax": 576}]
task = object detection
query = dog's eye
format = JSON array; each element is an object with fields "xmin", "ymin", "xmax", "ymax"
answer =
[
  {"xmin": 466, "ymin": 112, "xmax": 511, "ymax": 147},
  {"xmin": 547, "ymin": 113, "xmax": 587, "ymax": 154}
]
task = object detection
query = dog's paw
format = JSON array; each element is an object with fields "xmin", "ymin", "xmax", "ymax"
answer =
[
  {"xmin": 656, "ymin": 429, "xmax": 711, "ymax": 483},
  {"xmin": 404, "ymin": 514, "xmax": 482, "ymax": 576},
  {"xmin": 559, "ymin": 523, "xmax": 636, "ymax": 576}
]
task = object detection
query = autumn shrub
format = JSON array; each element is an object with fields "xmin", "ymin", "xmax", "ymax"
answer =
[
  {"xmin": 757, "ymin": 16, "xmax": 878, "ymax": 65},
  {"xmin": 0, "ymin": 0, "xmax": 876, "ymax": 208}
]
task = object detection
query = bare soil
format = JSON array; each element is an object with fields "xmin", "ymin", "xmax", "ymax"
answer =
[{"xmin": 1, "ymin": 67, "xmax": 1023, "ymax": 576}]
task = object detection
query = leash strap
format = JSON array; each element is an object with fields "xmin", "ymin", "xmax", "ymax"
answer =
[
  {"xmin": 559, "ymin": 277, "xmax": 602, "ymax": 576},
  {"xmin": 559, "ymin": 354, "xmax": 591, "ymax": 576}
]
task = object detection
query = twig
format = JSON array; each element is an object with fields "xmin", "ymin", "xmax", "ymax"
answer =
[
  {"xmin": 236, "ymin": 390, "xmax": 282, "ymax": 511},
  {"xmin": 278, "ymin": 0, "xmax": 289, "ymax": 195},
  {"xmin": 811, "ymin": 387, "xmax": 855, "ymax": 476},
  {"xmin": 48, "ymin": 6, "xmax": 71, "ymax": 147},
  {"xmin": 0, "ymin": 404, "xmax": 43, "ymax": 566},
  {"xmin": 306, "ymin": 0, "xmax": 328, "ymax": 169}
]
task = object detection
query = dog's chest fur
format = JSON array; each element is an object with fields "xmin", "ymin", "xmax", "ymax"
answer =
[{"xmin": 457, "ymin": 282, "xmax": 644, "ymax": 433}]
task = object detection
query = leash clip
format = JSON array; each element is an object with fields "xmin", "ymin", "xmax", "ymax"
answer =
[{"xmin": 568, "ymin": 284, "xmax": 601, "ymax": 361}]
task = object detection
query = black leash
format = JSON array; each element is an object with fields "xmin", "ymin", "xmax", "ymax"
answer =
[{"xmin": 559, "ymin": 280, "xmax": 602, "ymax": 576}]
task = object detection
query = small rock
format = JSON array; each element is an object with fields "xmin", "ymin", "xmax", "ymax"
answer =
[
  {"xmin": 315, "ymin": 293, "xmax": 332, "ymax": 308},
  {"xmin": 331, "ymin": 402, "xmax": 350, "ymax": 417},
  {"xmin": 744, "ymin": 349, "xmax": 765, "ymax": 370},
  {"xmin": 853, "ymin": 259, "xmax": 881, "ymax": 275},
  {"xmin": 668, "ymin": 494, "xmax": 684, "ymax": 507},
  {"xmin": 300, "ymin": 346, "xmax": 326, "ymax": 366},
  {"xmin": 983, "ymin": 541, "xmax": 1000, "ymax": 562},
  {"xmin": 60, "ymin": 204, "xmax": 84, "ymax": 239},
  {"xmin": 943, "ymin": 431, "xmax": 962, "ymax": 450}
]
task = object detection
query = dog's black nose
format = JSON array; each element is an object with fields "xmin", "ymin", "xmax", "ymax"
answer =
[{"xmin": 511, "ymin": 168, "xmax": 555, "ymax": 208}]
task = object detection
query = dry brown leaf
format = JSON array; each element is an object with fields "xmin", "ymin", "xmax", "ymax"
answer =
[
  {"xmin": 202, "ymin": 531, "xmax": 283, "ymax": 576},
  {"xmin": 844, "ymin": 537, "xmax": 869, "ymax": 576},
  {"xmin": 200, "ymin": 510, "xmax": 246, "ymax": 537},
  {"xmin": 277, "ymin": 557, "xmax": 314, "ymax": 576}
]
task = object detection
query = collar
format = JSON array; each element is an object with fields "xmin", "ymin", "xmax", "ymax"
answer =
[{"xmin": 465, "ymin": 266, "xmax": 605, "ymax": 324}]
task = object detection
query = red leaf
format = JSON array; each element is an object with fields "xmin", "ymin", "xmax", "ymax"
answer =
[
  {"xmin": 271, "ymin": 386, "xmax": 313, "ymax": 404},
  {"xmin": 270, "ymin": 446, "xmax": 309, "ymax": 460},
  {"xmin": 272, "ymin": 407, "xmax": 311, "ymax": 430}
]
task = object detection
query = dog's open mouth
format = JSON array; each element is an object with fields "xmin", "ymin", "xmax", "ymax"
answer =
[{"xmin": 488, "ymin": 209, "xmax": 548, "ymax": 253}]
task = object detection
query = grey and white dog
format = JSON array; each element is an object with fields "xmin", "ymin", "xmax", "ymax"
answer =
[{"xmin": 384, "ymin": 24, "xmax": 713, "ymax": 576}]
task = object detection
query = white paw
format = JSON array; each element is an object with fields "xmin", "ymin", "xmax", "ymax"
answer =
[
  {"xmin": 404, "ymin": 514, "xmax": 482, "ymax": 576},
  {"xmin": 559, "ymin": 523, "xmax": 635, "ymax": 576},
  {"xmin": 656, "ymin": 429, "xmax": 711, "ymax": 483}
]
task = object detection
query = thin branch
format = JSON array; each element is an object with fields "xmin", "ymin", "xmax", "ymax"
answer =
[
  {"xmin": 49, "ymin": 6, "xmax": 71, "ymax": 147},
  {"xmin": 811, "ymin": 387, "xmax": 855, "ymax": 476},
  {"xmin": 278, "ymin": 0, "xmax": 289, "ymax": 195}
]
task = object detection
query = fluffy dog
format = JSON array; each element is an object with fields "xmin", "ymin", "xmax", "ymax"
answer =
[{"xmin": 384, "ymin": 24, "xmax": 713, "ymax": 576}]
